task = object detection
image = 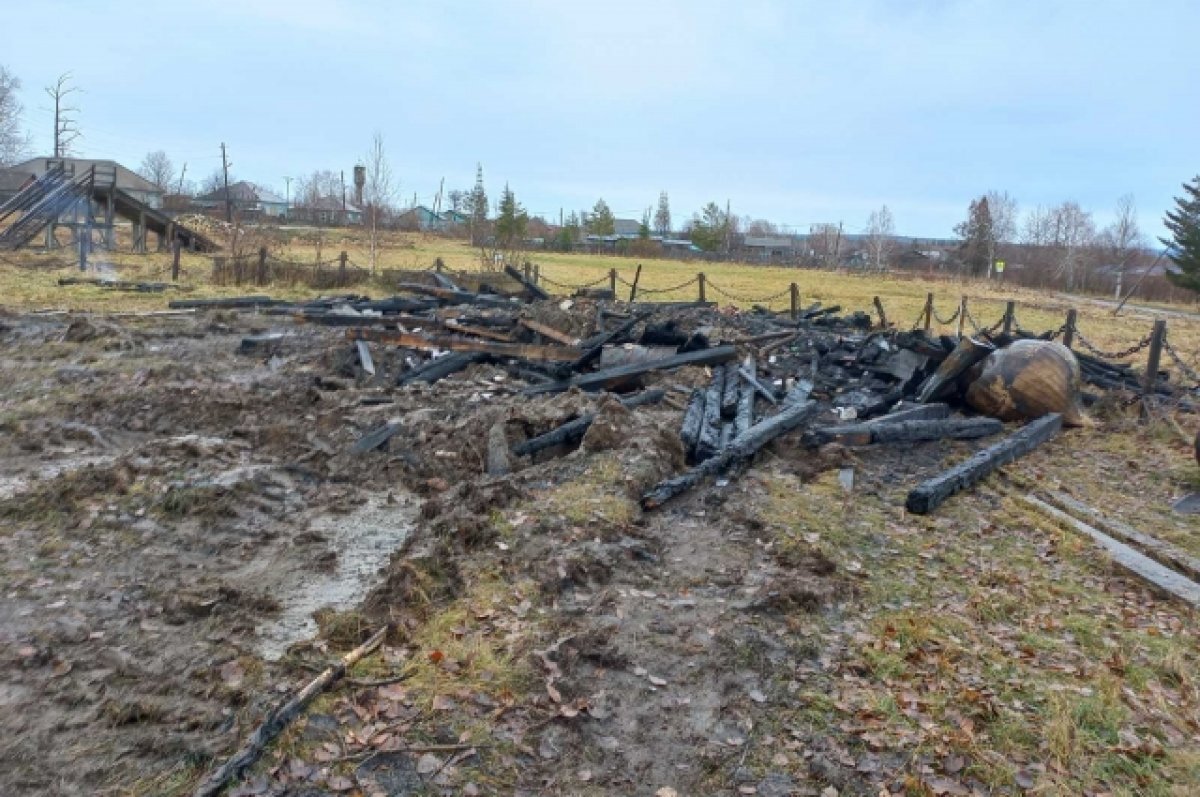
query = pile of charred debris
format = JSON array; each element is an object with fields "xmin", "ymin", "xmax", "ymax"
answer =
[{"xmin": 172, "ymin": 268, "xmax": 1166, "ymax": 516}]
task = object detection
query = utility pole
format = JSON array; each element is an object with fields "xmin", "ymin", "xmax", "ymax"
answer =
[
  {"xmin": 220, "ymin": 143, "xmax": 232, "ymax": 222},
  {"xmin": 724, "ymin": 198, "xmax": 732, "ymax": 254},
  {"xmin": 176, "ymin": 162, "xmax": 187, "ymax": 196},
  {"xmin": 341, "ymin": 170, "xmax": 346, "ymax": 210},
  {"xmin": 434, "ymin": 177, "xmax": 444, "ymax": 215},
  {"xmin": 282, "ymin": 176, "xmax": 292, "ymax": 220}
]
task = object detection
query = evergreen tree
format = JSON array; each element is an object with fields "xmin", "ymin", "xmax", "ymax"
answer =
[
  {"xmin": 654, "ymin": 191, "xmax": 671, "ymax": 237},
  {"xmin": 954, "ymin": 196, "xmax": 995, "ymax": 277},
  {"xmin": 467, "ymin": 164, "xmax": 489, "ymax": 246},
  {"xmin": 589, "ymin": 198, "xmax": 615, "ymax": 236},
  {"xmin": 1162, "ymin": 175, "xmax": 1200, "ymax": 294},
  {"xmin": 688, "ymin": 202, "xmax": 727, "ymax": 252},
  {"xmin": 639, "ymin": 209, "xmax": 651, "ymax": 239},
  {"xmin": 494, "ymin": 183, "xmax": 528, "ymax": 250}
]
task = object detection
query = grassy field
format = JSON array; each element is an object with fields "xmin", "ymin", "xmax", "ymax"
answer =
[{"xmin": 2, "ymin": 227, "xmax": 1199, "ymax": 381}]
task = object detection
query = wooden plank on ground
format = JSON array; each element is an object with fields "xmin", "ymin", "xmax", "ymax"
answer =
[
  {"xmin": 1018, "ymin": 494, "xmax": 1200, "ymax": 608},
  {"xmin": 524, "ymin": 345, "xmax": 738, "ymax": 396},
  {"xmin": 519, "ymin": 317, "xmax": 579, "ymax": 346},
  {"xmin": 803, "ymin": 417, "xmax": 1001, "ymax": 448}
]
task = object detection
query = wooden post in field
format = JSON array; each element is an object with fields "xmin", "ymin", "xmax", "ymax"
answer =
[
  {"xmin": 171, "ymin": 238, "xmax": 181, "ymax": 282},
  {"xmin": 1062, "ymin": 309, "xmax": 1077, "ymax": 348},
  {"xmin": 1002, "ymin": 300, "xmax": 1015, "ymax": 336},
  {"xmin": 872, "ymin": 296, "xmax": 887, "ymax": 329},
  {"xmin": 435, "ymin": 259, "xmax": 444, "ymax": 273},
  {"xmin": 629, "ymin": 263, "xmax": 642, "ymax": 302},
  {"xmin": 339, "ymin": 251, "xmax": 348, "ymax": 287},
  {"xmin": 790, "ymin": 283, "xmax": 799, "ymax": 320},
  {"xmin": 924, "ymin": 292, "xmax": 934, "ymax": 332},
  {"xmin": 258, "ymin": 247, "xmax": 268, "ymax": 287},
  {"xmin": 956, "ymin": 295, "xmax": 968, "ymax": 338},
  {"xmin": 609, "ymin": 268, "xmax": 617, "ymax": 295},
  {"xmin": 524, "ymin": 262, "xmax": 532, "ymax": 283},
  {"xmin": 1143, "ymin": 319, "xmax": 1166, "ymax": 397},
  {"xmin": 698, "ymin": 272, "xmax": 707, "ymax": 303},
  {"xmin": 533, "ymin": 263, "xmax": 540, "ymax": 285}
]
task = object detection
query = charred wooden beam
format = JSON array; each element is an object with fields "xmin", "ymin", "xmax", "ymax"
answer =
[
  {"xmin": 170, "ymin": 296, "xmax": 283, "ymax": 309},
  {"xmin": 348, "ymin": 328, "xmax": 581, "ymax": 362},
  {"xmin": 512, "ymin": 388, "xmax": 668, "ymax": 457},
  {"xmin": 803, "ymin": 417, "xmax": 1002, "ymax": 448},
  {"xmin": 734, "ymin": 356, "xmax": 756, "ymax": 438},
  {"xmin": 738, "ymin": 366, "xmax": 778, "ymax": 405},
  {"xmin": 868, "ymin": 402, "xmax": 951, "ymax": 424},
  {"xmin": 430, "ymin": 271, "xmax": 462, "ymax": 291},
  {"xmin": 720, "ymin": 361, "xmax": 740, "ymax": 417},
  {"xmin": 525, "ymin": 344, "xmax": 738, "ymax": 396},
  {"xmin": 695, "ymin": 366, "xmax": 726, "ymax": 462},
  {"xmin": 395, "ymin": 282, "xmax": 515, "ymax": 307},
  {"xmin": 396, "ymin": 352, "xmax": 488, "ymax": 386},
  {"xmin": 905, "ymin": 413, "xmax": 1062, "ymax": 514},
  {"xmin": 519, "ymin": 318, "xmax": 580, "ymax": 346},
  {"xmin": 350, "ymin": 422, "xmax": 402, "ymax": 454},
  {"xmin": 443, "ymin": 319, "xmax": 516, "ymax": 342},
  {"xmin": 782, "ymin": 378, "xmax": 814, "ymax": 408},
  {"xmin": 573, "ymin": 311, "xmax": 653, "ymax": 370},
  {"xmin": 356, "ymin": 340, "xmax": 375, "ymax": 375},
  {"xmin": 504, "ymin": 264, "xmax": 551, "ymax": 300},
  {"xmin": 642, "ymin": 399, "xmax": 819, "ymax": 509},
  {"xmin": 680, "ymin": 388, "xmax": 707, "ymax": 456}
]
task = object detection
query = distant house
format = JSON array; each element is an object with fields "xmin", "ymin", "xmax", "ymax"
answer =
[
  {"xmin": 0, "ymin": 156, "xmax": 164, "ymax": 208},
  {"xmin": 195, "ymin": 181, "xmax": 288, "ymax": 218},
  {"xmin": 439, "ymin": 209, "xmax": 469, "ymax": 227},
  {"xmin": 394, "ymin": 205, "xmax": 445, "ymax": 232},
  {"xmin": 742, "ymin": 235, "xmax": 796, "ymax": 263},
  {"xmin": 289, "ymin": 196, "xmax": 363, "ymax": 226}
]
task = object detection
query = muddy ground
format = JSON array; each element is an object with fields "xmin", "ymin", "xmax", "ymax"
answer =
[{"xmin": 1, "ymin": 304, "xmax": 1197, "ymax": 797}]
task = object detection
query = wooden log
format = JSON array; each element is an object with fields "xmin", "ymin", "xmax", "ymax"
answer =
[
  {"xmin": 430, "ymin": 271, "xmax": 462, "ymax": 291},
  {"xmin": 720, "ymin": 361, "xmax": 740, "ymax": 417},
  {"xmin": 731, "ymin": 330, "xmax": 794, "ymax": 345},
  {"xmin": 519, "ymin": 317, "xmax": 580, "ymax": 346},
  {"xmin": 679, "ymin": 388, "xmax": 707, "ymax": 457},
  {"xmin": 695, "ymin": 366, "xmax": 726, "ymax": 462},
  {"xmin": 802, "ymin": 417, "xmax": 1002, "ymax": 448},
  {"xmin": 641, "ymin": 399, "xmax": 818, "ymax": 509},
  {"xmin": 443, "ymin": 318, "xmax": 516, "ymax": 342},
  {"xmin": 505, "ymin": 264, "xmax": 551, "ymax": 300},
  {"xmin": 573, "ymin": 311, "xmax": 653, "ymax": 370},
  {"xmin": 192, "ymin": 628, "xmax": 388, "ymax": 797},
  {"xmin": 524, "ymin": 345, "xmax": 738, "ymax": 396},
  {"xmin": 905, "ymin": 413, "xmax": 1062, "ymax": 514},
  {"xmin": 869, "ymin": 402, "xmax": 950, "ymax": 424},
  {"xmin": 718, "ymin": 421, "xmax": 734, "ymax": 451},
  {"xmin": 1018, "ymin": 495, "xmax": 1200, "ymax": 608},
  {"xmin": 396, "ymin": 352, "xmax": 487, "ymax": 386},
  {"xmin": 513, "ymin": 388, "xmax": 668, "ymax": 457},
  {"xmin": 734, "ymin": 356, "xmax": 756, "ymax": 438},
  {"xmin": 781, "ymin": 378, "xmax": 813, "ymax": 408},
  {"xmin": 395, "ymin": 282, "xmax": 515, "ymax": 307},
  {"xmin": 348, "ymin": 328, "xmax": 581, "ymax": 362}
]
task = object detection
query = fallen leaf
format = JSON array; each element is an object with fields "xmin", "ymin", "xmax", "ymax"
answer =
[
  {"xmin": 926, "ymin": 777, "xmax": 969, "ymax": 795},
  {"xmin": 1014, "ymin": 769, "xmax": 1036, "ymax": 790},
  {"xmin": 428, "ymin": 649, "xmax": 445, "ymax": 664},
  {"xmin": 416, "ymin": 753, "xmax": 441, "ymax": 775},
  {"xmin": 220, "ymin": 660, "xmax": 245, "ymax": 688},
  {"xmin": 578, "ymin": 769, "xmax": 592, "ymax": 781},
  {"xmin": 748, "ymin": 688, "xmax": 767, "ymax": 703},
  {"xmin": 51, "ymin": 658, "xmax": 72, "ymax": 678},
  {"xmin": 546, "ymin": 681, "xmax": 562, "ymax": 703},
  {"xmin": 326, "ymin": 775, "xmax": 354, "ymax": 792},
  {"xmin": 431, "ymin": 695, "xmax": 455, "ymax": 711}
]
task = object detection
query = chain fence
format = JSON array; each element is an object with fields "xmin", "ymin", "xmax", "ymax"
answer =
[
  {"xmin": 538, "ymin": 272, "xmax": 611, "ymax": 291},
  {"xmin": 931, "ymin": 303, "xmax": 961, "ymax": 326},
  {"xmin": 1163, "ymin": 332, "xmax": 1200, "ymax": 388},
  {"xmin": 1072, "ymin": 326, "xmax": 1153, "ymax": 360},
  {"xmin": 704, "ymin": 278, "xmax": 791, "ymax": 304}
]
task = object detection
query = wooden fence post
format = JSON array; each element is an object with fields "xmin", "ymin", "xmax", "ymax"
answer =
[
  {"xmin": 698, "ymin": 272, "xmax": 706, "ymax": 303},
  {"xmin": 1143, "ymin": 319, "xmax": 1167, "ymax": 397},
  {"xmin": 956, "ymin": 295, "xmax": 968, "ymax": 338},
  {"xmin": 1062, "ymin": 309, "xmax": 1077, "ymax": 348},
  {"xmin": 924, "ymin": 292, "xmax": 934, "ymax": 332},
  {"xmin": 629, "ymin": 263, "xmax": 642, "ymax": 302},
  {"xmin": 872, "ymin": 296, "xmax": 887, "ymax": 329},
  {"xmin": 258, "ymin": 247, "xmax": 268, "ymax": 287},
  {"xmin": 790, "ymin": 283, "xmax": 799, "ymax": 320},
  {"xmin": 339, "ymin": 251, "xmax": 348, "ymax": 287},
  {"xmin": 1002, "ymin": 300, "xmax": 1015, "ymax": 335},
  {"xmin": 609, "ymin": 268, "xmax": 617, "ymax": 296},
  {"xmin": 533, "ymin": 264, "xmax": 540, "ymax": 285},
  {"xmin": 524, "ymin": 262, "xmax": 532, "ymax": 282},
  {"xmin": 171, "ymin": 238, "xmax": 181, "ymax": 282}
]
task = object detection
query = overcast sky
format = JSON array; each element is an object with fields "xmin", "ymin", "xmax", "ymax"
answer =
[{"xmin": 2, "ymin": 0, "xmax": 1196, "ymax": 237}]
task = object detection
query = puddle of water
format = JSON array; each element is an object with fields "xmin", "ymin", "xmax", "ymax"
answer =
[{"xmin": 253, "ymin": 497, "xmax": 418, "ymax": 660}]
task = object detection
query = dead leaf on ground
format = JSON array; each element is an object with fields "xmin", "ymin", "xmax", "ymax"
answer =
[{"xmin": 416, "ymin": 752, "xmax": 442, "ymax": 775}]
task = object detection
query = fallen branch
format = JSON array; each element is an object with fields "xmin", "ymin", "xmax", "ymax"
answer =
[
  {"xmin": 192, "ymin": 627, "xmax": 388, "ymax": 797},
  {"xmin": 513, "ymin": 389, "xmax": 667, "ymax": 457},
  {"xmin": 524, "ymin": 345, "xmax": 738, "ymax": 396}
]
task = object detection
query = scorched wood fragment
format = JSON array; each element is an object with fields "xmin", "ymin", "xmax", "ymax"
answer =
[
  {"xmin": 512, "ymin": 389, "xmax": 668, "ymax": 457},
  {"xmin": 734, "ymin": 356, "xmax": 756, "ymax": 437},
  {"xmin": 695, "ymin": 366, "xmax": 726, "ymax": 462},
  {"xmin": 642, "ymin": 399, "xmax": 819, "ymax": 509},
  {"xmin": 504, "ymin": 264, "xmax": 551, "ymax": 300},
  {"xmin": 680, "ymin": 388, "xmax": 707, "ymax": 457},
  {"xmin": 396, "ymin": 352, "xmax": 488, "ymax": 386},
  {"xmin": 905, "ymin": 413, "xmax": 1062, "ymax": 515}
]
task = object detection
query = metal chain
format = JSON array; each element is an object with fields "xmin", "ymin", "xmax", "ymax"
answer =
[
  {"xmin": 704, "ymin": 279, "xmax": 790, "ymax": 304},
  {"xmin": 1072, "ymin": 327, "xmax": 1153, "ymax": 360},
  {"xmin": 931, "ymin": 304, "xmax": 961, "ymax": 325},
  {"xmin": 538, "ymin": 272, "xmax": 610, "ymax": 291},
  {"xmin": 1163, "ymin": 333, "xmax": 1200, "ymax": 387},
  {"xmin": 628, "ymin": 276, "xmax": 701, "ymax": 295}
]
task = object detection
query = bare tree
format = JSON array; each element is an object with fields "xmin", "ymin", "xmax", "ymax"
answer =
[
  {"xmin": 199, "ymin": 169, "xmax": 228, "ymax": 196},
  {"xmin": 0, "ymin": 66, "xmax": 30, "ymax": 166},
  {"xmin": 807, "ymin": 223, "xmax": 842, "ymax": 267},
  {"xmin": 295, "ymin": 170, "xmax": 341, "ymax": 207},
  {"xmin": 863, "ymin": 205, "xmax": 895, "ymax": 270},
  {"xmin": 138, "ymin": 150, "xmax": 174, "ymax": 191},
  {"xmin": 1099, "ymin": 194, "xmax": 1143, "ymax": 299},
  {"xmin": 45, "ymin": 73, "xmax": 81, "ymax": 158},
  {"xmin": 984, "ymin": 190, "xmax": 1018, "ymax": 278},
  {"xmin": 1047, "ymin": 201, "xmax": 1096, "ymax": 292},
  {"xmin": 654, "ymin": 191, "xmax": 672, "ymax": 237},
  {"xmin": 362, "ymin": 132, "xmax": 397, "ymax": 271}
]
